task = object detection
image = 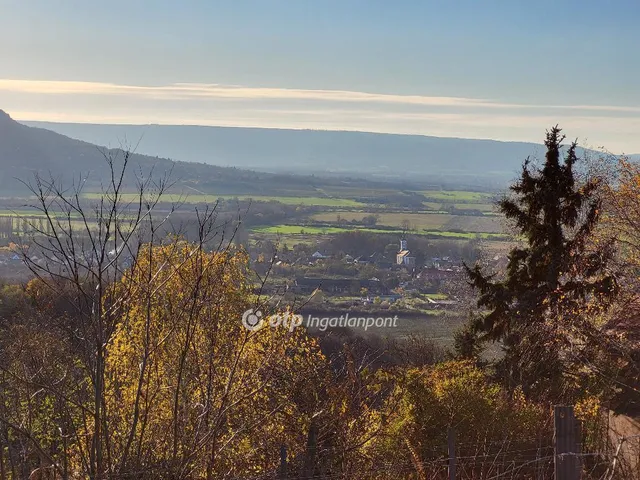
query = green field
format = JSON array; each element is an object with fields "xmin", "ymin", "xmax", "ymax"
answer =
[
  {"xmin": 424, "ymin": 293, "xmax": 449, "ymax": 300},
  {"xmin": 252, "ymin": 224, "xmax": 506, "ymax": 240},
  {"xmin": 80, "ymin": 189, "xmax": 497, "ymax": 208},
  {"xmin": 454, "ymin": 202, "xmax": 496, "ymax": 212},
  {"xmin": 79, "ymin": 189, "xmax": 499, "ymax": 210},
  {"xmin": 310, "ymin": 212, "xmax": 503, "ymax": 234},
  {"xmin": 421, "ymin": 190, "xmax": 495, "ymax": 202},
  {"xmin": 0, "ymin": 187, "xmax": 508, "ymax": 243},
  {"xmin": 82, "ymin": 193, "xmax": 365, "ymax": 207}
]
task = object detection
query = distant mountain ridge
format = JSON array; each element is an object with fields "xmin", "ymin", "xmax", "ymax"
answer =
[
  {"xmin": 7, "ymin": 112, "xmax": 635, "ymax": 194},
  {"xmin": 22, "ymin": 120, "xmax": 590, "ymax": 186},
  {"xmin": 0, "ymin": 110, "xmax": 425, "ymax": 196}
]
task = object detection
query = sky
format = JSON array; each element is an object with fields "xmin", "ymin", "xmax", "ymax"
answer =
[{"xmin": 1, "ymin": 0, "xmax": 639, "ymax": 152}]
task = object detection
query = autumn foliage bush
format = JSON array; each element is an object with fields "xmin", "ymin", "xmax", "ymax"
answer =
[
  {"xmin": 362, "ymin": 361, "xmax": 552, "ymax": 479},
  {"xmin": 0, "ymin": 242, "xmax": 561, "ymax": 479}
]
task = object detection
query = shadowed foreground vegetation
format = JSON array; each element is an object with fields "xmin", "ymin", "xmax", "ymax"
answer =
[{"xmin": 1, "ymin": 129, "xmax": 640, "ymax": 479}]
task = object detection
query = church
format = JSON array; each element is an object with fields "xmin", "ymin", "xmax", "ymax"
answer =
[{"xmin": 396, "ymin": 239, "xmax": 416, "ymax": 266}]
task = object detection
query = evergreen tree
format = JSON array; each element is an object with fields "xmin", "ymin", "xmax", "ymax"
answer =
[
  {"xmin": 453, "ymin": 312, "xmax": 485, "ymax": 361},
  {"xmin": 465, "ymin": 127, "xmax": 618, "ymax": 400}
]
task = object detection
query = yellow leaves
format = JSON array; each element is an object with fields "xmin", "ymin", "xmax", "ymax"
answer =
[
  {"xmin": 574, "ymin": 395, "xmax": 602, "ymax": 422},
  {"xmin": 100, "ymin": 240, "xmax": 330, "ymax": 476},
  {"xmin": 368, "ymin": 360, "xmax": 550, "ymax": 472}
]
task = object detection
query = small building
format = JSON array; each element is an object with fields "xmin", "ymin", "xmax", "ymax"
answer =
[
  {"xmin": 396, "ymin": 239, "xmax": 416, "ymax": 266},
  {"xmin": 368, "ymin": 252, "xmax": 392, "ymax": 268},
  {"xmin": 353, "ymin": 255, "xmax": 370, "ymax": 265}
]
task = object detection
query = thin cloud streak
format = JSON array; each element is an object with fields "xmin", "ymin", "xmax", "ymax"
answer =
[
  {"xmin": 3, "ymin": 78, "xmax": 639, "ymax": 152},
  {"xmin": 2, "ymin": 78, "xmax": 640, "ymax": 114}
]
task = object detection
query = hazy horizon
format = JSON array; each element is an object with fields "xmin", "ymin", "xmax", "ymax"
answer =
[{"xmin": 2, "ymin": 0, "xmax": 640, "ymax": 153}]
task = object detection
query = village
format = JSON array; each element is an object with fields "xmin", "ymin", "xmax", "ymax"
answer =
[{"xmin": 248, "ymin": 234, "xmax": 482, "ymax": 315}]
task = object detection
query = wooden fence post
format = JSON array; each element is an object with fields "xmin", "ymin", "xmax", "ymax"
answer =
[
  {"xmin": 300, "ymin": 420, "xmax": 318, "ymax": 479},
  {"xmin": 554, "ymin": 405, "xmax": 580, "ymax": 480},
  {"xmin": 448, "ymin": 427, "xmax": 456, "ymax": 480}
]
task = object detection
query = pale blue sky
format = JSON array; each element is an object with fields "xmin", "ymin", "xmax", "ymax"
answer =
[{"xmin": 1, "ymin": 0, "xmax": 639, "ymax": 151}]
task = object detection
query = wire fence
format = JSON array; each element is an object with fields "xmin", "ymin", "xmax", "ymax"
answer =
[
  {"xmin": 246, "ymin": 407, "xmax": 640, "ymax": 480},
  {"xmin": 17, "ymin": 408, "xmax": 640, "ymax": 479},
  {"xmin": 250, "ymin": 447, "xmax": 634, "ymax": 480}
]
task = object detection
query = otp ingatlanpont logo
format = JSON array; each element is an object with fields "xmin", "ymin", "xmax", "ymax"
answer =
[
  {"xmin": 241, "ymin": 309, "xmax": 264, "ymax": 331},
  {"xmin": 241, "ymin": 309, "xmax": 304, "ymax": 332}
]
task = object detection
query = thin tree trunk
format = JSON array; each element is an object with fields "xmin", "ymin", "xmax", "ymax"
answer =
[
  {"xmin": 0, "ymin": 432, "xmax": 6, "ymax": 480},
  {"xmin": 93, "ymin": 343, "xmax": 104, "ymax": 480}
]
